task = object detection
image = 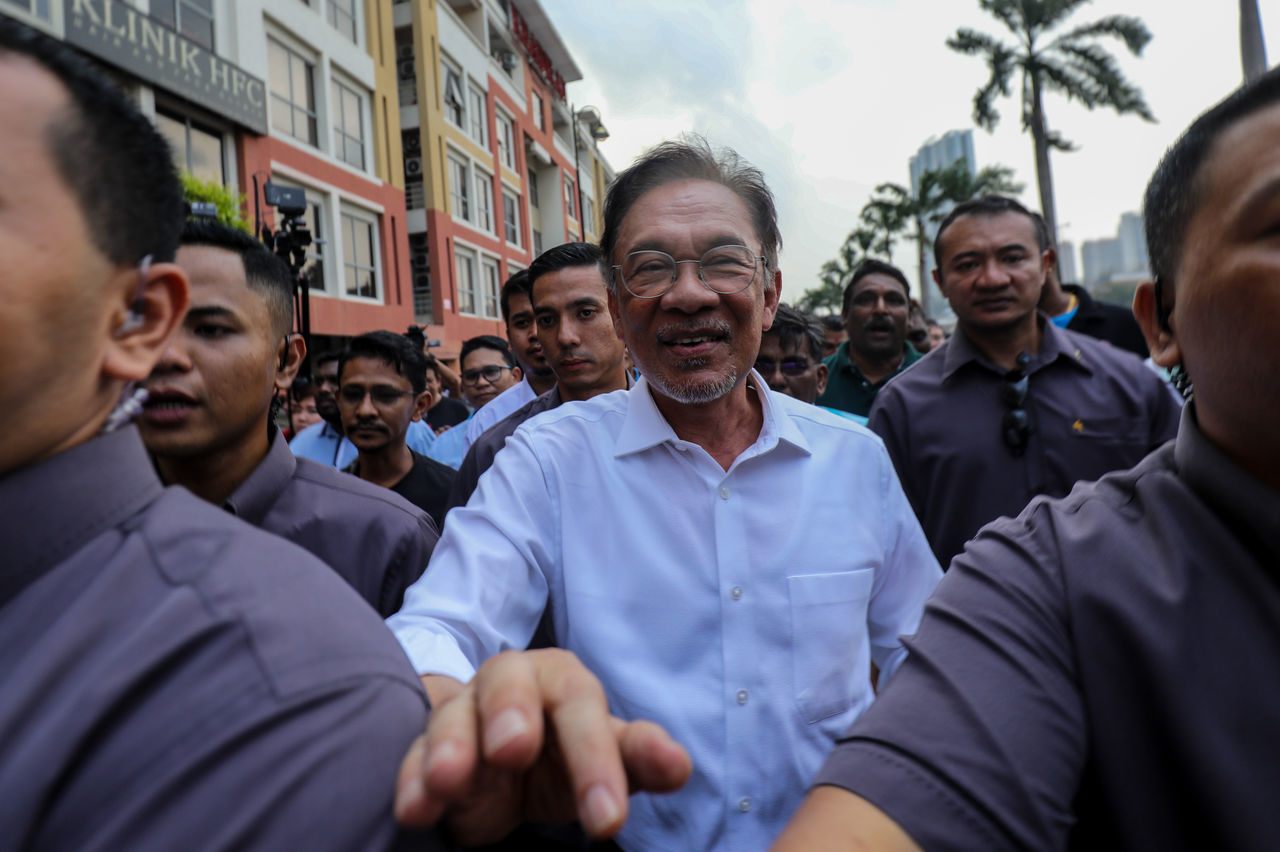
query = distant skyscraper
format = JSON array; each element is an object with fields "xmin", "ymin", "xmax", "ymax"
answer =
[
  {"xmin": 1057, "ymin": 240, "xmax": 1078, "ymax": 284},
  {"xmin": 909, "ymin": 130, "xmax": 976, "ymax": 324},
  {"xmin": 1082, "ymin": 212, "xmax": 1150, "ymax": 287}
]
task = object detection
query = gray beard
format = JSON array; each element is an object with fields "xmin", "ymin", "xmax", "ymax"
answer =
[{"xmin": 646, "ymin": 360, "xmax": 740, "ymax": 405}]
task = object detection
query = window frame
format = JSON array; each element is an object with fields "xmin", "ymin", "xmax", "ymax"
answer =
[
  {"xmin": 495, "ymin": 109, "xmax": 515, "ymax": 171},
  {"xmin": 467, "ymin": 83, "xmax": 487, "ymax": 147},
  {"xmin": 327, "ymin": 0, "xmax": 359, "ymax": 44},
  {"xmin": 331, "ymin": 76, "xmax": 367, "ymax": 170},
  {"xmin": 151, "ymin": 0, "xmax": 215, "ymax": 50},
  {"xmin": 268, "ymin": 37, "xmax": 318, "ymax": 147},
  {"xmin": 448, "ymin": 152, "xmax": 471, "ymax": 222},
  {"xmin": 455, "ymin": 245, "xmax": 478, "ymax": 316},
  {"xmin": 155, "ymin": 105, "xmax": 227, "ymax": 186},
  {"xmin": 502, "ymin": 188, "xmax": 521, "ymax": 246},
  {"xmin": 442, "ymin": 58, "xmax": 465, "ymax": 129},
  {"xmin": 340, "ymin": 207, "xmax": 380, "ymax": 301},
  {"xmin": 474, "ymin": 167, "xmax": 495, "ymax": 234},
  {"xmin": 480, "ymin": 256, "xmax": 501, "ymax": 320},
  {"xmin": 564, "ymin": 173, "xmax": 577, "ymax": 220}
]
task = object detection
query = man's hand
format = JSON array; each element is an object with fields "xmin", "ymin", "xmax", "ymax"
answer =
[{"xmin": 395, "ymin": 649, "xmax": 692, "ymax": 845}]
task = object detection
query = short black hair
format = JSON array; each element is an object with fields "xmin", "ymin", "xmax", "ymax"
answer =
[
  {"xmin": 601, "ymin": 137, "xmax": 781, "ymax": 290},
  {"xmin": 180, "ymin": 219, "xmax": 294, "ymax": 337},
  {"xmin": 459, "ymin": 334, "xmax": 515, "ymax": 369},
  {"xmin": 528, "ymin": 242, "xmax": 605, "ymax": 297},
  {"xmin": 340, "ymin": 330, "xmax": 428, "ymax": 395},
  {"xmin": 819, "ymin": 314, "xmax": 845, "ymax": 333},
  {"xmin": 765, "ymin": 303, "xmax": 824, "ymax": 362},
  {"xmin": 500, "ymin": 269, "xmax": 531, "ymax": 324},
  {"xmin": 290, "ymin": 376, "xmax": 316, "ymax": 402},
  {"xmin": 315, "ymin": 350, "xmax": 343, "ymax": 370},
  {"xmin": 0, "ymin": 18, "xmax": 184, "ymax": 265},
  {"xmin": 1144, "ymin": 65, "xmax": 1280, "ymax": 288},
  {"xmin": 933, "ymin": 195, "xmax": 1046, "ymax": 271},
  {"xmin": 843, "ymin": 259, "xmax": 910, "ymax": 312}
]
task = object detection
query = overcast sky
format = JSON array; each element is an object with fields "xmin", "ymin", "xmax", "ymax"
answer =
[{"xmin": 541, "ymin": 0, "xmax": 1278, "ymax": 303}]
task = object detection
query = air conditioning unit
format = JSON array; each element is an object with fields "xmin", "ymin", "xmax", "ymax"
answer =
[
  {"xmin": 402, "ymin": 132, "xmax": 421, "ymax": 155},
  {"xmin": 398, "ymin": 60, "xmax": 415, "ymax": 81},
  {"xmin": 397, "ymin": 43, "xmax": 414, "ymax": 60},
  {"xmin": 413, "ymin": 273, "xmax": 432, "ymax": 290},
  {"xmin": 501, "ymin": 51, "xmax": 516, "ymax": 73},
  {"xmin": 411, "ymin": 249, "xmax": 430, "ymax": 270},
  {"xmin": 409, "ymin": 233, "xmax": 428, "ymax": 251},
  {"xmin": 405, "ymin": 156, "xmax": 423, "ymax": 177}
]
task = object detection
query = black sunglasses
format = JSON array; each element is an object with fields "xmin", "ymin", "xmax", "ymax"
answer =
[
  {"xmin": 754, "ymin": 357, "xmax": 812, "ymax": 377},
  {"xmin": 1000, "ymin": 352, "xmax": 1032, "ymax": 456}
]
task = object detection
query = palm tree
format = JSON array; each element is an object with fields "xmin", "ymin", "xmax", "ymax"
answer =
[
  {"xmin": 869, "ymin": 160, "xmax": 1023, "ymax": 296},
  {"xmin": 799, "ymin": 227, "xmax": 878, "ymax": 315},
  {"xmin": 948, "ymin": 0, "xmax": 1153, "ymax": 246},
  {"xmin": 1241, "ymin": 0, "xmax": 1268, "ymax": 82}
]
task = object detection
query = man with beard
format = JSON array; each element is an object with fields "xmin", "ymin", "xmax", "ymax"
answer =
[
  {"xmin": 340, "ymin": 330, "xmax": 456, "ymax": 531},
  {"xmin": 816, "ymin": 260, "xmax": 922, "ymax": 418},
  {"xmin": 389, "ymin": 139, "xmax": 941, "ymax": 850},
  {"xmin": 867, "ymin": 195, "xmax": 1179, "ymax": 566}
]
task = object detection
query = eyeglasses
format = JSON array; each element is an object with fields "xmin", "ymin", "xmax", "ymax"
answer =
[
  {"xmin": 1000, "ymin": 352, "xmax": 1032, "ymax": 457},
  {"xmin": 460, "ymin": 364, "xmax": 513, "ymax": 386},
  {"xmin": 612, "ymin": 245, "xmax": 765, "ymax": 299},
  {"xmin": 754, "ymin": 357, "xmax": 812, "ymax": 377},
  {"xmin": 338, "ymin": 385, "xmax": 415, "ymax": 407}
]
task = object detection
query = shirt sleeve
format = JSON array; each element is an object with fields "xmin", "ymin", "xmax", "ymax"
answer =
[
  {"xmin": 388, "ymin": 429, "xmax": 557, "ymax": 681},
  {"xmin": 815, "ymin": 504, "xmax": 1087, "ymax": 851},
  {"xmin": 865, "ymin": 442, "xmax": 942, "ymax": 683}
]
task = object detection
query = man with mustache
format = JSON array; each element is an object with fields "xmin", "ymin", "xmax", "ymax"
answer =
[
  {"xmin": 390, "ymin": 139, "xmax": 941, "ymax": 850},
  {"xmin": 867, "ymin": 195, "xmax": 1179, "ymax": 566},
  {"xmin": 816, "ymin": 260, "xmax": 923, "ymax": 418},
  {"xmin": 340, "ymin": 330, "xmax": 457, "ymax": 532},
  {"xmin": 446, "ymin": 242, "xmax": 630, "ymax": 511}
]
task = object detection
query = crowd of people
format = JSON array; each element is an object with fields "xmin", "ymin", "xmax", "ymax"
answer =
[{"xmin": 6, "ymin": 15, "xmax": 1280, "ymax": 851}]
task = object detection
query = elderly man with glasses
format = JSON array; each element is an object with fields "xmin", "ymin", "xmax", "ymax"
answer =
[
  {"xmin": 865, "ymin": 195, "xmax": 1180, "ymax": 567},
  {"xmin": 388, "ymin": 139, "xmax": 942, "ymax": 850}
]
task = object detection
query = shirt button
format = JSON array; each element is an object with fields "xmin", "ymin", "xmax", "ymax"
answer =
[
  {"xmin": 719, "ymin": 486, "xmax": 730, "ymax": 500},
  {"xmin": 730, "ymin": 586, "xmax": 743, "ymax": 600},
  {"xmin": 738, "ymin": 797, "xmax": 751, "ymax": 813},
  {"xmin": 736, "ymin": 689, "xmax": 749, "ymax": 705}
]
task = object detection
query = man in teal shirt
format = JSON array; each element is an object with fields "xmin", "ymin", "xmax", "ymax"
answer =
[{"xmin": 817, "ymin": 259, "xmax": 923, "ymax": 417}]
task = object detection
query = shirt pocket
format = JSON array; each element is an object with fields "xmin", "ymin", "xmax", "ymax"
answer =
[{"xmin": 788, "ymin": 570, "xmax": 875, "ymax": 724}]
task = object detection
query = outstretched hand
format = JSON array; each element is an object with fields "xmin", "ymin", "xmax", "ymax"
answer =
[{"xmin": 395, "ymin": 648, "xmax": 692, "ymax": 845}]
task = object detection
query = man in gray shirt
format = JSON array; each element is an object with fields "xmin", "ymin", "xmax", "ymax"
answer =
[
  {"xmin": 140, "ymin": 220, "xmax": 438, "ymax": 616},
  {"xmin": 868, "ymin": 194, "xmax": 1180, "ymax": 564},
  {"xmin": 447, "ymin": 242, "xmax": 630, "ymax": 511},
  {"xmin": 774, "ymin": 63, "xmax": 1280, "ymax": 852},
  {"xmin": 0, "ymin": 20, "xmax": 440, "ymax": 848}
]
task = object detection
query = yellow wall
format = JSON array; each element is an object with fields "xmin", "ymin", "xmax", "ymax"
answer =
[{"xmin": 366, "ymin": 0, "xmax": 404, "ymax": 187}]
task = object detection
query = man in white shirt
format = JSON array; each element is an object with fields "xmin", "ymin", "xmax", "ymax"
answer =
[{"xmin": 389, "ymin": 139, "xmax": 941, "ymax": 850}]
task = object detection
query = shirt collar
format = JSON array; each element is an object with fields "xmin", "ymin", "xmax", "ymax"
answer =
[
  {"xmin": 1175, "ymin": 402, "xmax": 1280, "ymax": 566},
  {"xmin": 1, "ymin": 426, "xmax": 164, "ymax": 607},
  {"xmin": 224, "ymin": 426, "xmax": 296, "ymax": 525},
  {"xmin": 941, "ymin": 313, "xmax": 1094, "ymax": 382},
  {"xmin": 615, "ymin": 371, "xmax": 810, "ymax": 459},
  {"xmin": 834, "ymin": 340, "xmax": 921, "ymax": 381}
]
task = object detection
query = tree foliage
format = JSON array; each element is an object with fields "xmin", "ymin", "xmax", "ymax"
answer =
[
  {"xmin": 946, "ymin": 0, "xmax": 1153, "ymax": 244},
  {"xmin": 179, "ymin": 172, "xmax": 252, "ymax": 233}
]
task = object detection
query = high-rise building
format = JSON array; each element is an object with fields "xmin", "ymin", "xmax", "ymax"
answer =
[
  {"xmin": 1082, "ymin": 211, "xmax": 1149, "ymax": 288},
  {"xmin": 392, "ymin": 0, "xmax": 614, "ymax": 362},
  {"xmin": 908, "ymin": 130, "xmax": 976, "ymax": 324},
  {"xmin": 1057, "ymin": 240, "xmax": 1079, "ymax": 284}
]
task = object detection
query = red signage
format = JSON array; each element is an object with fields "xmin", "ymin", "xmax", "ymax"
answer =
[{"xmin": 510, "ymin": 4, "xmax": 566, "ymax": 102}]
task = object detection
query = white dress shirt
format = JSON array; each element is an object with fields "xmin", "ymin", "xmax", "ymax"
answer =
[
  {"xmin": 389, "ymin": 374, "xmax": 941, "ymax": 851},
  {"xmin": 462, "ymin": 377, "xmax": 536, "ymax": 450}
]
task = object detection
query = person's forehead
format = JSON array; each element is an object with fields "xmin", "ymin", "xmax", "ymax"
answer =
[
  {"xmin": 851, "ymin": 273, "xmax": 907, "ymax": 299},
  {"xmin": 758, "ymin": 333, "xmax": 802, "ymax": 357},
  {"xmin": 941, "ymin": 211, "xmax": 1037, "ymax": 256},
  {"xmin": 178, "ymin": 245, "xmax": 267, "ymax": 320},
  {"xmin": 340, "ymin": 355, "xmax": 409, "ymax": 386},
  {"xmin": 1190, "ymin": 101, "xmax": 1280, "ymax": 246},
  {"xmin": 507, "ymin": 292, "xmax": 533, "ymax": 316},
  {"xmin": 532, "ymin": 265, "xmax": 606, "ymax": 307},
  {"xmin": 463, "ymin": 346, "xmax": 508, "ymax": 369},
  {"xmin": 317, "ymin": 359, "xmax": 340, "ymax": 378},
  {"xmin": 614, "ymin": 179, "xmax": 758, "ymax": 258}
]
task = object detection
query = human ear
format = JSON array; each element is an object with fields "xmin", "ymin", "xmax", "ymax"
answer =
[
  {"xmin": 411, "ymin": 389, "xmax": 433, "ymax": 422},
  {"xmin": 814, "ymin": 363, "xmax": 829, "ymax": 397},
  {"xmin": 1133, "ymin": 280, "xmax": 1180, "ymax": 368},
  {"xmin": 274, "ymin": 333, "xmax": 306, "ymax": 391},
  {"xmin": 102, "ymin": 261, "xmax": 190, "ymax": 382}
]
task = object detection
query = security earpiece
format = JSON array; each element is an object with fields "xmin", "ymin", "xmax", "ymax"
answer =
[{"xmin": 115, "ymin": 254, "xmax": 154, "ymax": 337}]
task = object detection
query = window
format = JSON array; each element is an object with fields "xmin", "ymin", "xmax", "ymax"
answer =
[
  {"xmin": 327, "ymin": 0, "xmax": 358, "ymax": 43},
  {"xmin": 475, "ymin": 169, "xmax": 494, "ymax": 233},
  {"xmin": 496, "ymin": 111, "xmax": 515, "ymax": 170},
  {"xmin": 2, "ymin": 0, "xmax": 51, "ymax": 20},
  {"xmin": 467, "ymin": 84, "xmax": 487, "ymax": 146},
  {"xmin": 502, "ymin": 190, "xmax": 520, "ymax": 245},
  {"xmin": 455, "ymin": 247, "xmax": 477, "ymax": 315},
  {"xmin": 532, "ymin": 91, "xmax": 545, "ymax": 131},
  {"xmin": 442, "ymin": 60, "xmax": 465, "ymax": 128},
  {"xmin": 582, "ymin": 195, "xmax": 595, "ymax": 235},
  {"xmin": 532, "ymin": 229, "xmax": 543, "ymax": 256},
  {"xmin": 564, "ymin": 174, "xmax": 577, "ymax": 220},
  {"xmin": 448, "ymin": 154, "xmax": 470, "ymax": 220},
  {"xmin": 341, "ymin": 210, "xmax": 378, "ymax": 299},
  {"xmin": 528, "ymin": 172, "xmax": 539, "ymax": 208},
  {"xmin": 269, "ymin": 38, "xmax": 317, "ymax": 146},
  {"xmin": 331, "ymin": 79, "xmax": 366, "ymax": 169},
  {"xmin": 481, "ymin": 258, "xmax": 501, "ymax": 319},
  {"xmin": 152, "ymin": 0, "xmax": 214, "ymax": 50},
  {"xmin": 156, "ymin": 108, "xmax": 225, "ymax": 185},
  {"xmin": 270, "ymin": 179, "xmax": 327, "ymax": 292}
]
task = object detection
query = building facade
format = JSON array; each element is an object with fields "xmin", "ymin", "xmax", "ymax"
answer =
[
  {"xmin": 392, "ymin": 0, "xmax": 612, "ymax": 361},
  {"xmin": 908, "ymin": 129, "xmax": 975, "ymax": 325},
  {"xmin": 4, "ymin": 0, "xmax": 418, "ymax": 359}
]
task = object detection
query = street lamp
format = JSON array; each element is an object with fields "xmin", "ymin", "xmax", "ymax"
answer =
[{"xmin": 571, "ymin": 105, "xmax": 608, "ymax": 240}]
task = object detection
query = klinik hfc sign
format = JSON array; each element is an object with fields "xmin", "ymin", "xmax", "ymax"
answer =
[{"xmin": 65, "ymin": 0, "xmax": 268, "ymax": 135}]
